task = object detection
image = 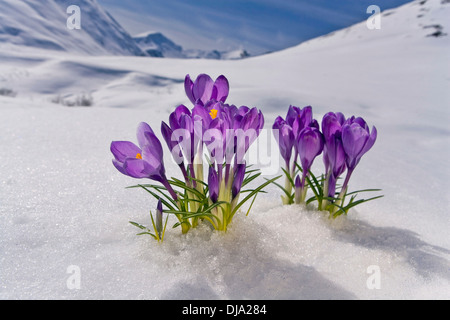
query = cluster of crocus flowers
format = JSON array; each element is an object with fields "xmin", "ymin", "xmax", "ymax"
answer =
[
  {"xmin": 111, "ymin": 73, "xmax": 381, "ymax": 241},
  {"xmin": 272, "ymin": 106, "xmax": 381, "ymax": 217},
  {"xmin": 272, "ymin": 106, "xmax": 323, "ymax": 204},
  {"xmin": 111, "ymin": 73, "xmax": 277, "ymax": 237}
]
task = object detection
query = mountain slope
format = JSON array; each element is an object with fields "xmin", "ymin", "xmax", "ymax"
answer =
[{"xmin": 0, "ymin": 0, "xmax": 143, "ymax": 55}]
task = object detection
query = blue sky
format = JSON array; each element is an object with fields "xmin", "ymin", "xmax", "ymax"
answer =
[{"xmin": 98, "ymin": 0, "xmax": 412, "ymax": 54}]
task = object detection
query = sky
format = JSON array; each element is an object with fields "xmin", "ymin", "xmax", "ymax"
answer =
[{"xmin": 98, "ymin": 0, "xmax": 413, "ymax": 55}]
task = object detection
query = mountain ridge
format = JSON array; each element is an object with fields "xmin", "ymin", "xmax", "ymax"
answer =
[
  {"xmin": 133, "ymin": 31, "xmax": 250, "ymax": 60},
  {"xmin": 0, "ymin": 0, "xmax": 250, "ymax": 59}
]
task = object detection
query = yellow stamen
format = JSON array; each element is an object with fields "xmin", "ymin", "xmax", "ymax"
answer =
[
  {"xmin": 136, "ymin": 153, "xmax": 142, "ymax": 159},
  {"xmin": 209, "ymin": 109, "xmax": 218, "ymax": 119}
]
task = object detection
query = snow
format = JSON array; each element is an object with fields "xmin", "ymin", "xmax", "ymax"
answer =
[{"xmin": 0, "ymin": 0, "xmax": 449, "ymax": 299}]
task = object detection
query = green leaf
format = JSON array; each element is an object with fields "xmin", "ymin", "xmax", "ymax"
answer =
[
  {"xmin": 172, "ymin": 222, "xmax": 182, "ymax": 229},
  {"xmin": 129, "ymin": 221, "xmax": 146, "ymax": 230},
  {"xmin": 265, "ymin": 178, "xmax": 293, "ymax": 200},
  {"xmin": 345, "ymin": 189, "xmax": 383, "ymax": 196},
  {"xmin": 242, "ymin": 172, "xmax": 262, "ymax": 187},
  {"xmin": 307, "ymin": 170, "xmax": 323, "ymax": 196},
  {"xmin": 306, "ymin": 196, "xmax": 317, "ymax": 205},
  {"xmin": 245, "ymin": 193, "xmax": 258, "ymax": 217},
  {"xmin": 330, "ymin": 195, "xmax": 384, "ymax": 218},
  {"xmin": 136, "ymin": 232, "xmax": 157, "ymax": 239},
  {"xmin": 232, "ymin": 175, "xmax": 281, "ymax": 216},
  {"xmin": 281, "ymin": 168, "xmax": 295, "ymax": 189},
  {"xmin": 168, "ymin": 179, "xmax": 205, "ymax": 200},
  {"xmin": 137, "ymin": 185, "xmax": 176, "ymax": 211}
]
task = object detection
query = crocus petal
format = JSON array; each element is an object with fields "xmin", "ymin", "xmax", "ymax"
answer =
[
  {"xmin": 354, "ymin": 117, "xmax": 369, "ymax": 131},
  {"xmin": 300, "ymin": 106, "xmax": 313, "ymax": 127},
  {"xmin": 141, "ymin": 142, "xmax": 164, "ymax": 170},
  {"xmin": 238, "ymin": 105, "xmax": 250, "ymax": 116},
  {"xmin": 298, "ymin": 127, "xmax": 324, "ymax": 172},
  {"xmin": 123, "ymin": 158, "xmax": 152, "ymax": 179},
  {"xmin": 333, "ymin": 138, "xmax": 346, "ymax": 177},
  {"xmin": 324, "ymin": 133, "xmax": 346, "ymax": 178},
  {"xmin": 136, "ymin": 122, "xmax": 155, "ymax": 149},
  {"xmin": 336, "ymin": 112, "xmax": 346, "ymax": 125},
  {"xmin": 342, "ymin": 123, "xmax": 369, "ymax": 169},
  {"xmin": 232, "ymin": 163, "xmax": 246, "ymax": 199},
  {"xmin": 184, "ymin": 74, "xmax": 195, "ymax": 104},
  {"xmin": 213, "ymin": 75, "xmax": 229, "ymax": 102},
  {"xmin": 241, "ymin": 107, "xmax": 259, "ymax": 131},
  {"xmin": 112, "ymin": 159, "xmax": 127, "ymax": 175},
  {"xmin": 193, "ymin": 74, "xmax": 214, "ymax": 104},
  {"xmin": 143, "ymin": 130, "xmax": 164, "ymax": 160},
  {"xmin": 360, "ymin": 126, "xmax": 377, "ymax": 157},
  {"xmin": 192, "ymin": 104, "xmax": 213, "ymax": 133},
  {"xmin": 272, "ymin": 116, "xmax": 286, "ymax": 131},
  {"xmin": 322, "ymin": 112, "xmax": 342, "ymax": 141},
  {"xmin": 286, "ymin": 105, "xmax": 300, "ymax": 127},
  {"xmin": 295, "ymin": 174, "xmax": 302, "ymax": 189},
  {"xmin": 161, "ymin": 121, "xmax": 176, "ymax": 151},
  {"xmin": 273, "ymin": 119, "xmax": 294, "ymax": 163},
  {"xmin": 169, "ymin": 104, "xmax": 191, "ymax": 130},
  {"xmin": 110, "ymin": 141, "xmax": 141, "ymax": 163},
  {"xmin": 155, "ymin": 199, "xmax": 163, "ymax": 236},
  {"xmin": 208, "ymin": 166, "xmax": 219, "ymax": 203}
]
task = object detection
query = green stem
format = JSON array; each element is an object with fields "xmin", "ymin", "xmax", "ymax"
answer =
[{"xmin": 321, "ymin": 171, "xmax": 331, "ymax": 211}]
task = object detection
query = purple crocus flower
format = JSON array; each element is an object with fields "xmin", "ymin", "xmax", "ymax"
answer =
[
  {"xmin": 168, "ymin": 104, "xmax": 201, "ymax": 166},
  {"xmin": 208, "ymin": 166, "xmax": 219, "ymax": 203},
  {"xmin": 155, "ymin": 199, "xmax": 163, "ymax": 238},
  {"xmin": 321, "ymin": 112, "xmax": 347, "ymax": 197},
  {"xmin": 322, "ymin": 113, "xmax": 346, "ymax": 176},
  {"xmin": 161, "ymin": 121, "xmax": 189, "ymax": 181},
  {"xmin": 231, "ymin": 163, "xmax": 246, "ymax": 200},
  {"xmin": 325, "ymin": 134, "xmax": 346, "ymax": 198},
  {"xmin": 204, "ymin": 116, "xmax": 229, "ymax": 166},
  {"xmin": 161, "ymin": 121, "xmax": 182, "ymax": 162},
  {"xmin": 110, "ymin": 122, "xmax": 178, "ymax": 200},
  {"xmin": 286, "ymin": 105, "xmax": 313, "ymax": 135},
  {"xmin": 286, "ymin": 105, "xmax": 314, "ymax": 163},
  {"xmin": 342, "ymin": 119, "xmax": 377, "ymax": 171},
  {"xmin": 272, "ymin": 116, "xmax": 295, "ymax": 168},
  {"xmin": 185, "ymin": 74, "xmax": 229, "ymax": 106},
  {"xmin": 340, "ymin": 119, "xmax": 377, "ymax": 192},
  {"xmin": 294, "ymin": 174, "xmax": 302, "ymax": 204},
  {"xmin": 235, "ymin": 107, "xmax": 264, "ymax": 164},
  {"xmin": 297, "ymin": 127, "xmax": 324, "ymax": 175},
  {"xmin": 297, "ymin": 127, "xmax": 324, "ymax": 193},
  {"xmin": 111, "ymin": 122, "xmax": 164, "ymax": 180}
]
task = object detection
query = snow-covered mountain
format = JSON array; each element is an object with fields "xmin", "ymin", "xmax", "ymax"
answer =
[
  {"xmin": 133, "ymin": 32, "xmax": 184, "ymax": 58},
  {"xmin": 0, "ymin": 0, "xmax": 249, "ymax": 59},
  {"xmin": 133, "ymin": 31, "xmax": 250, "ymax": 60},
  {"xmin": 0, "ymin": 0, "xmax": 144, "ymax": 55}
]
